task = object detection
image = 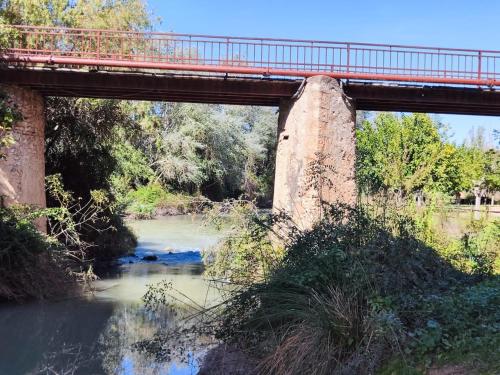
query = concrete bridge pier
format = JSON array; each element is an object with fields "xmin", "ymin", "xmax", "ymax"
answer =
[
  {"xmin": 0, "ymin": 85, "xmax": 46, "ymax": 231},
  {"xmin": 273, "ymin": 76, "xmax": 357, "ymax": 230}
]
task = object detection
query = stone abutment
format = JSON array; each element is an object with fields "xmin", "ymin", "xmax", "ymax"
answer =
[
  {"xmin": 0, "ymin": 85, "xmax": 46, "ymax": 231},
  {"xmin": 272, "ymin": 76, "xmax": 356, "ymax": 230}
]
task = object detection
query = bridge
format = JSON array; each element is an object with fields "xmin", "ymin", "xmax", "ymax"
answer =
[{"xmin": 1, "ymin": 25, "xmax": 500, "ymax": 229}]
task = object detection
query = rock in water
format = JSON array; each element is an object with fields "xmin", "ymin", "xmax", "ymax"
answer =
[{"xmin": 142, "ymin": 252, "xmax": 158, "ymax": 261}]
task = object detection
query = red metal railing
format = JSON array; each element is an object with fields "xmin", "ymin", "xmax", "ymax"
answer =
[{"xmin": 2, "ymin": 25, "xmax": 500, "ymax": 87}]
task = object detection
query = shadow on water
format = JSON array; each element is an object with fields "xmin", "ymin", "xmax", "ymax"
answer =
[
  {"xmin": 0, "ymin": 299, "xmax": 114, "ymax": 374},
  {"xmin": 0, "ymin": 215, "xmax": 225, "ymax": 375}
]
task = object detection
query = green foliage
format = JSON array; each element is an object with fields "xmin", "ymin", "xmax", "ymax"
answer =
[
  {"xmin": 66, "ymin": 0, "xmax": 152, "ymax": 30},
  {"xmin": 155, "ymin": 103, "xmax": 246, "ymax": 197},
  {"xmin": 109, "ymin": 139, "xmax": 155, "ymax": 206},
  {"xmin": 45, "ymin": 97, "xmax": 132, "ymax": 197},
  {"xmin": 125, "ymin": 183, "xmax": 170, "ymax": 218},
  {"xmin": 380, "ymin": 279, "xmax": 500, "ymax": 374},
  {"xmin": 125, "ymin": 183, "xmax": 202, "ymax": 219},
  {"xmin": 202, "ymin": 200, "xmax": 283, "ymax": 283},
  {"xmin": 441, "ymin": 219, "xmax": 500, "ymax": 275},
  {"xmin": 44, "ymin": 173, "xmax": 137, "ymax": 260},
  {"xmin": 112, "ymin": 141, "xmax": 154, "ymax": 187},
  {"xmin": 43, "ymin": 98, "xmax": 138, "ymax": 258},
  {"xmin": 0, "ymin": 0, "xmax": 68, "ymax": 26},
  {"xmin": 153, "ymin": 103, "xmax": 277, "ymax": 202},
  {"xmin": 357, "ymin": 113, "xmax": 444, "ymax": 198},
  {"xmin": 0, "ymin": 0, "xmax": 151, "ymax": 29},
  {"xmin": 410, "ymin": 278, "xmax": 499, "ymax": 354},
  {"xmin": 0, "ymin": 18, "xmax": 18, "ymax": 50},
  {"xmin": 484, "ymin": 149, "xmax": 500, "ymax": 195},
  {"xmin": 357, "ymin": 113, "xmax": 499, "ymax": 209},
  {"xmin": 432, "ymin": 144, "xmax": 472, "ymax": 195}
]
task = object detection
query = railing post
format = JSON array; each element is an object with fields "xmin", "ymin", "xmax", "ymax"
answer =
[
  {"xmin": 478, "ymin": 51, "xmax": 482, "ymax": 81},
  {"xmin": 346, "ymin": 43, "xmax": 350, "ymax": 73},
  {"xmin": 97, "ymin": 30, "xmax": 101, "ymax": 60},
  {"xmin": 189, "ymin": 35, "xmax": 192, "ymax": 64}
]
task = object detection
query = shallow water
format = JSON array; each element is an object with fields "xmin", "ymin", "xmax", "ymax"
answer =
[{"xmin": 0, "ymin": 215, "xmax": 223, "ymax": 375}]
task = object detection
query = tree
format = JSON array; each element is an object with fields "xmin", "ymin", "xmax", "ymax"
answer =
[
  {"xmin": 1, "ymin": 0, "xmax": 153, "ymax": 257},
  {"xmin": 152, "ymin": 103, "xmax": 277, "ymax": 201},
  {"xmin": 0, "ymin": 0, "xmax": 68, "ymax": 26},
  {"xmin": 227, "ymin": 106, "xmax": 277, "ymax": 203},
  {"xmin": 356, "ymin": 113, "xmax": 444, "ymax": 204},
  {"xmin": 483, "ymin": 149, "xmax": 500, "ymax": 205},
  {"xmin": 431, "ymin": 144, "xmax": 482, "ymax": 203},
  {"xmin": 0, "ymin": 0, "xmax": 152, "ymax": 29},
  {"xmin": 44, "ymin": 97, "xmax": 134, "ymax": 198}
]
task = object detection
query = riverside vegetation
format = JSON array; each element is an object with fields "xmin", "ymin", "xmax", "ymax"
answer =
[{"xmin": 196, "ymin": 203, "xmax": 499, "ymax": 375}]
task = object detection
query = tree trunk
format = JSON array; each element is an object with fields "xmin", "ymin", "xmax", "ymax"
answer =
[
  {"xmin": 474, "ymin": 193, "xmax": 481, "ymax": 220},
  {"xmin": 415, "ymin": 190, "xmax": 425, "ymax": 208}
]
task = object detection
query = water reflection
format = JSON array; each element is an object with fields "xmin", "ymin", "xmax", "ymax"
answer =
[
  {"xmin": 0, "ymin": 216, "xmax": 223, "ymax": 375},
  {"xmin": 0, "ymin": 299, "xmax": 113, "ymax": 374}
]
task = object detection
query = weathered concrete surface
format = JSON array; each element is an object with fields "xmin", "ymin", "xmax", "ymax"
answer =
[
  {"xmin": 273, "ymin": 76, "xmax": 356, "ymax": 230},
  {"xmin": 0, "ymin": 85, "xmax": 46, "ymax": 231}
]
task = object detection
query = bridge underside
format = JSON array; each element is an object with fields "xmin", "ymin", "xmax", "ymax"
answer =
[{"xmin": 1, "ymin": 69, "xmax": 500, "ymax": 115}]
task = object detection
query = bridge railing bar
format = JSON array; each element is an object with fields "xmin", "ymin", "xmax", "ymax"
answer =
[{"xmin": 2, "ymin": 25, "xmax": 499, "ymax": 87}]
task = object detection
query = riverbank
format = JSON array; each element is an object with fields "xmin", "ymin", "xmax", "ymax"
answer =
[
  {"xmin": 0, "ymin": 207, "xmax": 79, "ymax": 302},
  {"xmin": 123, "ymin": 183, "xmax": 210, "ymax": 219},
  {"xmin": 195, "ymin": 205, "xmax": 500, "ymax": 375}
]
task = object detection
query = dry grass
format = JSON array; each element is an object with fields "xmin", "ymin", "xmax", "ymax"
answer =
[{"xmin": 256, "ymin": 286, "xmax": 389, "ymax": 375}]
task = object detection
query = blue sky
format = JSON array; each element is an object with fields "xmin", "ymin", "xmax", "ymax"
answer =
[{"xmin": 147, "ymin": 0, "xmax": 499, "ymax": 145}]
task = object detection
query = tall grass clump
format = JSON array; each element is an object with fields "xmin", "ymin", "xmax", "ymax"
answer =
[{"xmin": 211, "ymin": 204, "xmax": 497, "ymax": 375}]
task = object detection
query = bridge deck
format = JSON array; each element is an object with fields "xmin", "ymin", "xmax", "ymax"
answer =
[{"xmin": 1, "ymin": 69, "xmax": 500, "ymax": 115}]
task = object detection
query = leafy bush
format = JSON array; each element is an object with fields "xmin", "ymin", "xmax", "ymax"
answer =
[
  {"xmin": 202, "ymin": 200, "xmax": 284, "ymax": 283},
  {"xmin": 45, "ymin": 174, "xmax": 137, "ymax": 261},
  {"xmin": 438, "ymin": 218, "xmax": 499, "ymax": 275},
  {"xmin": 409, "ymin": 279, "xmax": 499, "ymax": 355}
]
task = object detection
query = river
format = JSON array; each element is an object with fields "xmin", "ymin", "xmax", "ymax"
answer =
[{"xmin": 0, "ymin": 215, "xmax": 224, "ymax": 375}]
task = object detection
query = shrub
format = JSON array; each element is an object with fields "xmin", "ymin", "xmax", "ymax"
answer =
[
  {"xmin": 45, "ymin": 174, "xmax": 137, "ymax": 261},
  {"xmin": 202, "ymin": 200, "xmax": 284, "ymax": 283},
  {"xmin": 439, "ymin": 219, "xmax": 499, "ymax": 275},
  {"xmin": 126, "ymin": 183, "xmax": 167, "ymax": 218}
]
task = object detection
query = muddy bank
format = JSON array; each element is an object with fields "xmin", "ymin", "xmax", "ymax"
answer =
[{"xmin": 199, "ymin": 344, "xmax": 258, "ymax": 375}]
